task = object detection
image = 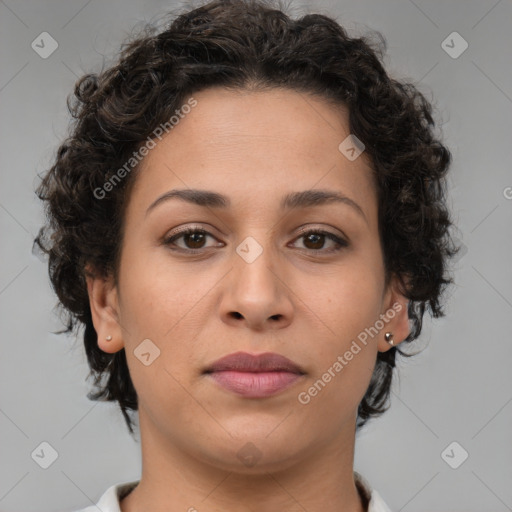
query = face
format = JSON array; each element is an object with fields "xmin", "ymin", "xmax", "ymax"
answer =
[{"xmin": 88, "ymin": 87, "xmax": 409, "ymax": 472}]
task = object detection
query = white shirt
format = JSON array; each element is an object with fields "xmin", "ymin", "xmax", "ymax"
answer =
[{"xmin": 74, "ymin": 471, "xmax": 392, "ymax": 512}]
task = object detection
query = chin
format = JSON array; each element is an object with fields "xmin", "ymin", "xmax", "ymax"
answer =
[{"xmin": 194, "ymin": 426, "xmax": 311, "ymax": 474}]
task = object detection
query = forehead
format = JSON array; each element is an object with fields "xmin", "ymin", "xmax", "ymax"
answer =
[{"xmin": 128, "ymin": 87, "xmax": 376, "ymax": 218}]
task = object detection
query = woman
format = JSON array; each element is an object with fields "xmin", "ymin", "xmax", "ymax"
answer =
[{"xmin": 35, "ymin": 0, "xmax": 457, "ymax": 510}]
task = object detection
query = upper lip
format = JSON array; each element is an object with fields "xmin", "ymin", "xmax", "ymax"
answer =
[{"xmin": 204, "ymin": 351, "xmax": 305, "ymax": 374}]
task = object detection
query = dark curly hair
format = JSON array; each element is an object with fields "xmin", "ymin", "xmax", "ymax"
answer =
[{"xmin": 35, "ymin": 0, "xmax": 458, "ymax": 436}]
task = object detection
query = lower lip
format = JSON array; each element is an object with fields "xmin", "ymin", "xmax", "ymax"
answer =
[{"xmin": 207, "ymin": 370, "xmax": 303, "ymax": 398}]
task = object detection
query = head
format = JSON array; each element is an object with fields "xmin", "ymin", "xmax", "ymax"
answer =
[{"xmin": 35, "ymin": 0, "xmax": 456, "ymax": 464}]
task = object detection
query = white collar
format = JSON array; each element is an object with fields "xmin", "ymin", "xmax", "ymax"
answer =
[{"xmin": 77, "ymin": 472, "xmax": 392, "ymax": 512}]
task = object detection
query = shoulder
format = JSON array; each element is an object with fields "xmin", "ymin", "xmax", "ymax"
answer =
[
  {"xmin": 354, "ymin": 471, "xmax": 393, "ymax": 512},
  {"xmin": 72, "ymin": 480, "xmax": 139, "ymax": 512}
]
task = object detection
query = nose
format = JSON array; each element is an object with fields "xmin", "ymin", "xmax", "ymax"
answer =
[{"xmin": 218, "ymin": 243, "xmax": 294, "ymax": 332}]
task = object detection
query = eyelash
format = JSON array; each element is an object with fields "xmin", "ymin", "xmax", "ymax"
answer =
[{"xmin": 163, "ymin": 226, "xmax": 348, "ymax": 255}]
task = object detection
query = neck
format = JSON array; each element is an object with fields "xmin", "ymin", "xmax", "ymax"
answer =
[{"xmin": 121, "ymin": 410, "xmax": 366, "ymax": 512}]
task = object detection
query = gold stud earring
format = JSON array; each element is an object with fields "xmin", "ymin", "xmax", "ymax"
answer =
[
  {"xmin": 384, "ymin": 332, "xmax": 394, "ymax": 346},
  {"xmin": 106, "ymin": 335, "xmax": 112, "ymax": 341}
]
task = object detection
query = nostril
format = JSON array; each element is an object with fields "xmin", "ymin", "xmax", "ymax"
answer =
[{"xmin": 230, "ymin": 312, "xmax": 243, "ymax": 319}]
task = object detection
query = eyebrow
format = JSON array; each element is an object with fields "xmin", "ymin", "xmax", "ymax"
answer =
[{"xmin": 145, "ymin": 188, "xmax": 367, "ymax": 223}]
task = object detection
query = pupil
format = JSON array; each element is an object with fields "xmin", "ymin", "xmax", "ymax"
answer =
[
  {"xmin": 186, "ymin": 232, "xmax": 205, "ymax": 248},
  {"xmin": 306, "ymin": 233, "xmax": 324, "ymax": 249}
]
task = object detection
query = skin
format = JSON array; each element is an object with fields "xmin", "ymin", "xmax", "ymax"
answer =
[{"xmin": 87, "ymin": 87, "xmax": 410, "ymax": 512}]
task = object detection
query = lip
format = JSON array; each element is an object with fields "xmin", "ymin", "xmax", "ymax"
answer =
[{"xmin": 204, "ymin": 351, "xmax": 306, "ymax": 398}]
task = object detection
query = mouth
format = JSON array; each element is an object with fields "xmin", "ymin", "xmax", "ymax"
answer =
[{"xmin": 203, "ymin": 351, "xmax": 306, "ymax": 398}]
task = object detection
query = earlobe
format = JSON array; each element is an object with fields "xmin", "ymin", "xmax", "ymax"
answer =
[
  {"xmin": 377, "ymin": 276, "xmax": 410, "ymax": 352},
  {"xmin": 85, "ymin": 268, "xmax": 124, "ymax": 354}
]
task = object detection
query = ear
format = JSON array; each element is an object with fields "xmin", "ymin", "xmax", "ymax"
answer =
[
  {"xmin": 377, "ymin": 273, "xmax": 410, "ymax": 353},
  {"xmin": 85, "ymin": 265, "xmax": 124, "ymax": 354}
]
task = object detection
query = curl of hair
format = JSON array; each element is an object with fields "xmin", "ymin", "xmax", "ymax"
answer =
[{"xmin": 35, "ymin": 0, "xmax": 458, "ymax": 435}]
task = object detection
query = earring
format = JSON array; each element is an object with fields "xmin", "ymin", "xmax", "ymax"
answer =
[
  {"xmin": 384, "ymin": 332, "xmax": 394, "ymax": 346},
  {"xmin": 106, "ymin": 335, "xmax": 112, "ymax": 341}
]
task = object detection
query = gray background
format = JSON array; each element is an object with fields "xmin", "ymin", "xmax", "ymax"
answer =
[{"xmin": 1, "ymin": 0, "xmax": 511, "ymax": 511}]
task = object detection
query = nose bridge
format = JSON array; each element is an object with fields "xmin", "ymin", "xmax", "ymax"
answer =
[
  {"xmin": 233, "ymin": 233, "xmax": 280, "ymax": 302},
  {"xmin": 219, "ymin": 232, "xmax": 294, "ymax": 329}
]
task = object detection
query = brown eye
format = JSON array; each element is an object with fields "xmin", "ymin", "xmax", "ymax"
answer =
[
  {"xmin": 164, "ymin": 228, "xmax": 222, "ymax": 252},
  {"xmin": 182, "ymin": 231, "xmax": 207, "ymax": 249},
  {"xmin": 303, "ymin": 232, "xmax": 325, "ymax": 250},
  {"xmin": 291, "ymin": 229, "xmax": 348, "ymax": 253}
]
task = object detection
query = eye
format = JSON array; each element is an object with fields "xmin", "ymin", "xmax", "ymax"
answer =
[
  {"xmin": 163, "ymin": 227, "xmax": 223, "ymax": 252},
  {"xmin": 290, "ymin": 229, "xmax": 348, "ymax": 253},
  {"xmin": 163, "ymin": 226, "xmax": 348, "ymax": 255}
]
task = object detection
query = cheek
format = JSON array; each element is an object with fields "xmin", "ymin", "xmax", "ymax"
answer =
[
  {"xmin": 118, "ymin": 245, "xmax": 213, "ymax": 339},
  {"xmin": 294, "ymin": 278, "xmax": 381, "ymax": 426},
  {"xmin": 116, "ymin": 259, "xmax": 201, "ymax": 413},
  {"xmin": 293, "ymin": 254, "xmax": 384, "ymax": 402},
  {"xmin": 299, "ymin": 258, "xmax": 384, "ymax": 343},
  {"xmin": 116, "ymin": 248, "xmax": 220, "ymax": 396}
]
